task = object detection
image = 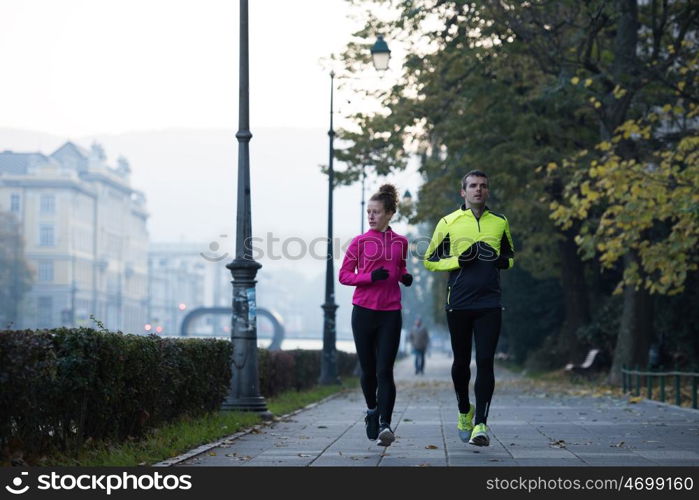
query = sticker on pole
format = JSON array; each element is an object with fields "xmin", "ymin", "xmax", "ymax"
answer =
[{"xmin": 247, "ymin": 287, "xmax": 256, "ymax": 324}]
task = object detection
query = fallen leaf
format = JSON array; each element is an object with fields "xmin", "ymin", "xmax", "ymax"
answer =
[
  {"xmin": 611, "ymin": 441, "xmax": 625, "ymax": 448},
  {"xmin": 208, "ymin": 452, "xmax": 217, "ymax": 456},
  {"xmin": 550, "ymin": 440, "xmax": 566, "ymax": 448},
  {"xmin": 628, "ymin": 396, "xmax": 643, "ymax": 404},
  {"xmin": 425, "ymin": 445, "xmax": 439, "ymax": 450},
  {"xmin": 297, "ymin": 453, "xmax": 311, "ymax": 457},
  {"xmin": 489, "ymin": 458, "xmax": 500, "ymax": 462},
  {"xmin": 403, "ymin": 418, "xmax": 413, "ymax": 422},
  {"xmin": 317, "ymin": 425, "xmax": 328, "ymax": 429}
]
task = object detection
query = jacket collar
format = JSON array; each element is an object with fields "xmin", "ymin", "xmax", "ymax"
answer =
[
  {"xmin": 460, "ymin": 204, "xmax": 490, "ymax": 214},
  {"xmin": 367, "ymin": 225, "xmax": 393, "ymax": 235}
]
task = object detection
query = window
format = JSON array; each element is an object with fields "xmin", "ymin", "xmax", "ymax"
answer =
[
  {"xmin": 37, "ymin": 297, "xmax": 53, "ymax": 328},
  {"xmin": 40, "ymin": 194, "xmax": 56, "ymax": 214},
  {"xmin": 10, "ymin": 194, "xmax": 20, "ymax": 213},
  {"xmin": 39, "ymin": 224, "xmax": 55, "ymax": 246},
  {"xmin": 38, "ymin": 261, "xmax": 54, "ymax": 282}
]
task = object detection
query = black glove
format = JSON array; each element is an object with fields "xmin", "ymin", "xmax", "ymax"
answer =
[
  {"xmin": 371, "ymin": 267, "xmax": 389, "ymax": 282},
  {"xmin": 400, "ymin": 273, "xmax": 413, "ymax": 286},
  {"xmin": 458, "ymin": 246, "xmax": 478, "ymax": 267},
  {"xmin": 495, "ymin": 255, "xmax": 510, "ymax": 269}
]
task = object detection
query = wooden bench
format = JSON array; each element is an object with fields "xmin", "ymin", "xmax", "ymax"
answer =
[{"xmin": 565, "ymin": 349, "xmax": 601, "ymax": 373}]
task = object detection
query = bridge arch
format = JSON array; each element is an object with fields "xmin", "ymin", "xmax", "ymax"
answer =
[{"xmin": 179, "ymin": 306, "xmax": 284, "ymax": 350}]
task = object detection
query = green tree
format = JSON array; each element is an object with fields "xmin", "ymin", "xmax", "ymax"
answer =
[
  {"xmin": 0, "ymin": 211, "xmax": 34, "ymax": 328},
  {"xmin": 337, "ymin": 0, "xmax": 698, "ymax": 379},
  {"xmin": 336, "ymin": 0, "xmax": 601, "ymax": 363}
]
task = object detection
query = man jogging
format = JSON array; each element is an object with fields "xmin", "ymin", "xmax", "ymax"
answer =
[{"xmin": 423, "ymin": 170, "xmax": 514, "ymax": 446}]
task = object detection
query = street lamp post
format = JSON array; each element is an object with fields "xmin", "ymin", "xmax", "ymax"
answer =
[
  {"xmin": 360, "ymin": 166, "xmax": 366, "ymax": 233},
  {"xmin": 319, "ymin": 70, "xmax": 341, "ymax": 386},
  {"xmin": 221, "ymin": 0, "xmax": 270, "ymax": 416},
  {"xmin": 319, "ymin": 36, "xmax": 391, "ymax": 385}
]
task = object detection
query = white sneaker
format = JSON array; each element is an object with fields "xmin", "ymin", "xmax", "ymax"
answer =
[{"xmin": 376, "ymin": 425, "xmax": 395, "ymax": 447}]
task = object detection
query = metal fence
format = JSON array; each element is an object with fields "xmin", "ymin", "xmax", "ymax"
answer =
[{"xmin": 621, "ymin": 366, "xmax": 699, "ymax": 409}]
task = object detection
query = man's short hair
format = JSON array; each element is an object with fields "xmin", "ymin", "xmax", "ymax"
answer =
[{"xmin": 461, "ymin": 170, "xmax": 489, "ymax": 190}]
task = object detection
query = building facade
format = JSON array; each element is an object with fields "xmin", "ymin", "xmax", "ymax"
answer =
[
  {"xmin": 147, "ymin": 243, "xmax": 214, "ymax": 336},
  {"xmin": 0, "ymin": 141, "xmax": 149, "ymax": 333}
]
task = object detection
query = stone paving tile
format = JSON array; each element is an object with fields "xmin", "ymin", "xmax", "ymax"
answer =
[{"xmin": 170, "ymin": 351, "xmax": 699, "ymax": 468}]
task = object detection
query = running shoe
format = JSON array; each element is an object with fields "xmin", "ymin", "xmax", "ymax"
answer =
[
  {"xmin": 469, "ymin": 423, "xmax": 490, "ymax": 446},
  {"xmin": 376, "ymin": 423, "xmax": 395, "ymax": 447},
  {"xmin": 457, "ymin": 404, "xmax": 475, "ymax": 443},
  {"xmin": 365, "ymin": 408, "xmax": 379, "ymax": 440}
]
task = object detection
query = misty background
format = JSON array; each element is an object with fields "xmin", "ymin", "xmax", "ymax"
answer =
[{"xmin": 0, "ymin": 0, "xmax": 425, "ymax": 341}]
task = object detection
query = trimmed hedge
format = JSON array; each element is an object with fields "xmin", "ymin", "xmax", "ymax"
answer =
[
  {"xmin": 0, "ymin": 328, "xmax": 357, "ymax": 462},
  {"xmin": 0, "ymin": 328, "xmax": 232, "ymax": 459},
  {"xmin": 257, "ymin": 349, "xmax": 357, "ymax": 397}
]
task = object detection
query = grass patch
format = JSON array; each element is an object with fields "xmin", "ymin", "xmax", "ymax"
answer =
[{"xmin": 38, "ymin": 377, "xmax": 358, "ymax": 467}]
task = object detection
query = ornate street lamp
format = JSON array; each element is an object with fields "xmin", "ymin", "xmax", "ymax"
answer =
[
  {"xmin": 360, "ymin": 166, "xmax": 367, "ymax": 233},
  {"xmin": 320, "ymin": 36, "xmax": 392, "ymax": 385},
  {"xmin": 319, "ymin": 70, "xmax": 341, "ymax": 386},
  {"xmin": 361, "ymin": 34, "xmax": 392, "ymax": 232},
  {"xmin": 221, "ymin": 0, "xmax": 270, "ymax": 417}
]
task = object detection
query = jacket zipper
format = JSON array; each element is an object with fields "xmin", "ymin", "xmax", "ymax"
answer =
[{"xmin": 447, "ymin": 285, "xmax": 451, "ymax": 305}]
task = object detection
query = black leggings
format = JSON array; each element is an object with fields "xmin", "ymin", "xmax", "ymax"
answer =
[
  {"xmin": 446, "ymin": 308, "xmax": 501, "ymax": 425},
  {"xmin": 351, "ymin": 305, "xmax": 402, "ymax": 425}
]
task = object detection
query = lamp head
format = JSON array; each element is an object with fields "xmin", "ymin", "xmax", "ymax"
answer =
[{"xmin": 370, "ymin": 35, "xmax": 391, "ymax": 71}]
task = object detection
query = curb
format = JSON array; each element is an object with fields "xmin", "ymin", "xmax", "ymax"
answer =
[
  {"xmin": 152, "ymin": 389, "xmax": 352, "ymax": 467},
  {"xmin": 637, "ymin": 398, "xmax": 699, "ymax": 415}
]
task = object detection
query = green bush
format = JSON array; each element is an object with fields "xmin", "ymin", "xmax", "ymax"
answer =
[
  {"xmin": 257, "ymin": 348, "xmax": 357, "ymax": 396},
  {"xmin": 1, "ymin": 328, "xmax": 357, "ymax": 463},
  {"xmin": 0, "ymin": 328, "xmax": 232, "ymax": 460}
]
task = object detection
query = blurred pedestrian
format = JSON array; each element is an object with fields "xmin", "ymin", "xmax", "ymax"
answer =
[
  {"xmin": 339, "ymin": 184, "xmax": 413, "ymax": 447},
  {"xmin": 423, "ymin": 170, "xmax": 514, "ymax": 447},
  {"xmin": 407, "ymin": 317, "xmax": 430, "ymax": 375}
]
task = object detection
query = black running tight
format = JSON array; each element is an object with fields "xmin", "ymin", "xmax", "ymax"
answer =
[
  {"xmin": 351, "ymin": 305, "xmax": 402, "ymax": 425},
  {"xmin": 446, "ymin": 308, "xmax": 501, "ymax": 425}
]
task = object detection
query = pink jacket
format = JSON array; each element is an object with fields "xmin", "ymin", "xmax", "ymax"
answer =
[{"xmin": 338, "ymin": 227, "xmax": 409, "ymax": 311}]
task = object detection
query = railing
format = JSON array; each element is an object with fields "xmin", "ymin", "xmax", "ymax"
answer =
[{"xmin": 621, "ymin": 365, "xmax": 699, "ymax": 409}]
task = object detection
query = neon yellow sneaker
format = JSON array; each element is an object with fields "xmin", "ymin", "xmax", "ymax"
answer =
[
  {"xmin": 457, "ymin": 404, "xmax": 475, "ymax": 443},
  {"xmin": 469, "ymin": 423, "xmax": 490, "ymax": 446}
]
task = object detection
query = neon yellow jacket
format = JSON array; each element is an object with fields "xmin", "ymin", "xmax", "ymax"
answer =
[{"xmin": 423, "ymin": 205, "xmax": 514, "ymax": 310}]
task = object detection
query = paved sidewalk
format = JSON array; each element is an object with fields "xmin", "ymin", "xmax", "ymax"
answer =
[{"xmin": 168, "ymin": 350, "xmax": 699, "ymax": 467}]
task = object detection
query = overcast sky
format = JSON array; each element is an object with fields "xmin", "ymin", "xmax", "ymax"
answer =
[
  {"xmin": 0, "ymin": 0, "xmax": 430, "ymax": 334},
  {"xmin": 0, "ymin": 0, "xmax": 422, "ymax": 259},
  {"xmin": 0, "ymin": 0, "xmax": 393, "ymax": 136}
]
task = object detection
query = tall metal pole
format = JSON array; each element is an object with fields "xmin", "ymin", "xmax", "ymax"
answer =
[
  {"xmin": 319, "ymin": 71, "xmax": 340, "ymax": 385},
  {"xmin": 360, "ymin": 166, "xmax": 366, "ymax": 233},
  {"xmin": 222, "ymin": 0, "xmax": 270, "ymax": 416}
]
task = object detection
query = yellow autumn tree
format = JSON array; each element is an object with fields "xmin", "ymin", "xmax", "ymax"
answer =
[{"xmin": 548, "ymin": 44, "xmax": 699, "ymax": 296}]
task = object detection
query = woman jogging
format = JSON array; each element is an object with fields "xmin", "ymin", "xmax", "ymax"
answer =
[{"xmin": 339, "ymin": 184, "xmax": 412, "ymax": 447}]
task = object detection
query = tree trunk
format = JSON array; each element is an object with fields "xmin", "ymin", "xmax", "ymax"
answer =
[
  {"xmin": 556, "ymin": 228, "xmax": 590, "ymax": 363},
  {"xmin": 609, "ymin": 254, "xmax": 654, "ymax": 384}
]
